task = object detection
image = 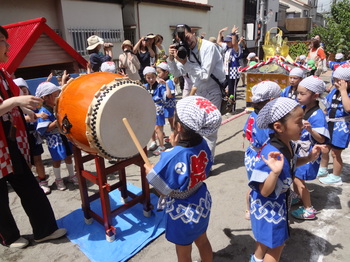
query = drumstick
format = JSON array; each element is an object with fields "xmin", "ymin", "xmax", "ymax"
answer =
[
  {"xmin": 189, "ymin": 86, "xmax": 197, "ymax": 96},
  {"xmin": 122, "ymin": 118, "xmax": 151, "ymax": 167}
]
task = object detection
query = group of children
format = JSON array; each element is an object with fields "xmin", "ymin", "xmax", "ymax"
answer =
[
  {"xmin": 242, "ymin": 63, "xmax": 350, "ymax": 262},
  {"xmin": 14, "ymin": 78, "xmax": 78, "ymax": 194}
]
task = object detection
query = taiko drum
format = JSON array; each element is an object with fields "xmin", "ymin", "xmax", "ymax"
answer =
[{"xmin": 55, "ymin": 72, "xmax": 156, "ymax": 159}]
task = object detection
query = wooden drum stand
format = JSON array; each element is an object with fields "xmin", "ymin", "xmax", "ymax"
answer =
[{"xmin": 73, "ymin": 145, "xmax": 153, "ymax": 242}]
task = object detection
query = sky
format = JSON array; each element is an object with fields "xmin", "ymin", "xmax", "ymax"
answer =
[{"xmin": 317, "ymin": 0, "xmax": 333, "ymax": 12}]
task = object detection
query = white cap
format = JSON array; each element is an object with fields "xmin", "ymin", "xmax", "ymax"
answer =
[
  {"xmin": 248, "ymin": 52, "xmax": 256, "ymax": 59},
  {"xmin": 176, "ymin": 96, "xmax": 221, "ymax": 137},
  {"xmin": 335, "ymin": 53, "xmax": 344, "ymax": 60},
  {"xmin": 333, "ymin": 62, "xmax": 350, "ymax": 81},
  {"xmin": 299, "ymin": 55, "xmax": 306, "ymax": 60},
  {"xmin": 257, "ymin": 97, "xmax": 299, "ymax": 129},
  {"xmin": 299, "ymin": 76, "xmax": 326, "ymax": 94},
  {"xmin": 251, "ymin": 81, "xmax": 281, "ymax": 103},
  {"xmin": 143, "ymin": 66, "xmax": 156, "ymax": 76},
  {"xmin": 13, "ymin": 78, "xmax": 28, "ymax": 88},
  {"xmin": 100, "ymin": 61, "xmax": 116, "ymax": 73},
  {"xmin": 289, "ymin": 67, "xmax": 304, "ymax": 78},
  {"xmin": 35, "ymin": 82, "xmax": 60, "ymax": 98},
  {"xmin": 156, "ymin": 62, "xmax": 169, "ymax": 72}
]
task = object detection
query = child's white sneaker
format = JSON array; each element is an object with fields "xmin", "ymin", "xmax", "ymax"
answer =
[
  {"xmin": 55, "ymin": 179, "xmax": 66, "ymax": 191},
  {"xmin": 68, "ymin": 175, "xmax": 79, "ymax": 186}
]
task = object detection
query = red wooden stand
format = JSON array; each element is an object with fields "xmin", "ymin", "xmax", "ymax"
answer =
[{"xmin": 73, "ymin": 146, "xmax": 153, "ymax": 242}]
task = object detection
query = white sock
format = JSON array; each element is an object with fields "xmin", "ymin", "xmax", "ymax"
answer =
[
  {"xmin": 319, "ymin": 166, "xmax": 327, "ymax": 172},
  {"xmin": 66, "ymin": 163, "xmax": 75, "ymax": 177},
  {"xmin": 254, "ymin": 255, "xmax": 263, "ymax": 262},
  {"xmin": 53, "ymin": 167, "xmax": 61, "ymax": 180}
]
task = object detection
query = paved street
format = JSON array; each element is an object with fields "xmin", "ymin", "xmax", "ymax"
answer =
[{"xmin": 1, "ymin": 70, "xmax": 349, "ymax": 262}]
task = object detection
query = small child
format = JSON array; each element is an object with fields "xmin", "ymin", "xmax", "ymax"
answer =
[
  {"xmin": 156, "ymin": 62, "xmax": 176, "ymax": 134},
  {"xmin": 318, "ymin": 63, "xmax": 350, "ymax": 185},
  {"xmin": 13, "ymin": 78, "xmax": 51, "ymax": 194},
  {"xmin": 295, "ymin": 55, "xmax": 307, "ymax": 66},
  {"xmin": 280, "ymin": 67, "xmax": 304, "ymax": 100},
  {"xmin": 291, "ymin": 76, "xmax": 329, "ymax": 220},
  {"xmin": 143, "ymin": 66, "xmax": 172, "ymax": 156},
  {"xmin": 243, "ymin": 81, "xmax": 281, "ymax": 219},
  {"xmin": 249, "ymin": 97, "xmax": 322, "ymax": 262},
  {"xmin": 35, "ymin": 82, "xmax": 78, "ymax": 191},
  {"xmin": 328, "ymin": 53, "xmax": 348, "ymax": 91},
  {"xmin": 100, "ymin": 61, "xmax": 116, "ymax": 73},
  {"xmin": 145, "ymin": 95, "xmax": 221, "ymax": 262}
]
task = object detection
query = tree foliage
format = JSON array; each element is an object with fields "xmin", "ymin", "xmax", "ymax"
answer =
[{"xmin": 311, "ymin": 0, "xmax": 350, "ymax": 58}]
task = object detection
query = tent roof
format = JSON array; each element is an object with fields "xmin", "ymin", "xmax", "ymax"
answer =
[{"xmin": 1, "ymin": 17, "xmax": 87, "ymax": 74}]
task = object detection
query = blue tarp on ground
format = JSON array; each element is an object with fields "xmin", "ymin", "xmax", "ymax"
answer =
[{"xmin": 57, "ymin": 183, "xmax": 165, "ymax": 262}]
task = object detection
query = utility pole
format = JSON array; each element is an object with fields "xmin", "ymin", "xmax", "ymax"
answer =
[{"xmin": 257, "ymin": 0, "xmax": 265, "ymax": 59}]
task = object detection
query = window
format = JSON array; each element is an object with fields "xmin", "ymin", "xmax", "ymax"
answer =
[{"xmin": 68, "ymin": 28, "xmax": 123, "ymax": 56}]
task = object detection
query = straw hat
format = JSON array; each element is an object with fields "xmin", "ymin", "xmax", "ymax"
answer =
[
  {"xmin": 121, "ymin": 40, "xmax": 133, "ymax": 50},
  {"xmin": 86, "ymin": 35, "xmax": 104, "ymax": 50}
]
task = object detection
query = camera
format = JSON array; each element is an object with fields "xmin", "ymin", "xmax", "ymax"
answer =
[
  {"xmin": 173, "ymin": 25, "xmax": 189, "ymax": 60},
  {"xmin": 144, "ymin": 37, "xmax": 148, "ymax": 41}
]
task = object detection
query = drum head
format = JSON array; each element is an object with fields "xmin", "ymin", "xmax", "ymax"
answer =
[{"xmin": 86, "ymin": 80, "xmax": 156, "ymax": 159}]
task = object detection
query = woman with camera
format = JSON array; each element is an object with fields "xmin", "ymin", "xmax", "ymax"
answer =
[
  {"xmin": 118, "ymin": 40, "xmax": 141, "ymax": 81},
  {"xmin": 133, "ymin": 34, "xmax": 157, "ymax": 83},
  {"xmin": 86, "ymin": 35, "xmax": 113, "ymax": 73}
]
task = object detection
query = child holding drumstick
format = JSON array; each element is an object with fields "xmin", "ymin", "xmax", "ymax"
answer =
[
  {"xmin": 249, "ymin": 97, "xmax": 324, "ymax": 262},
  {"xmin": 145, "ymin": 96, "xmax": 221, "ymax": 262}
]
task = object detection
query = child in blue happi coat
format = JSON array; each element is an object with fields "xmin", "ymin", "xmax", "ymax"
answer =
[
  {"xmin": 291, "ymin": 76, "xmax": 329, "ymax": 220},
  {"xmin": 249, "ymin": 97, "xmax": 324, "ymax": 262},
  {"xmin": 318, "ymin": 63, "xmax": 350, "ymax": 185},
  {"xmin": 35, "ymin": 82, "xmax": 78, "ymax": 191},
  {"xmin": 280, "ymin": 67, "xmax": 305, "ymax": 101},
  {"xmin": 143, "ymin": 66, "xmax": 172, "ymax": 156},
  {"xmin": 145, "ymin": 96, "xmax": 221, "ymax": 262},
  {"xmin": 243, "ymin": 81, "xmax": 280, "ymax": 219}
]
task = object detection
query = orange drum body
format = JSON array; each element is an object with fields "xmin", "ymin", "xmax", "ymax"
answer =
[{"xmin": 55, "ymin": 72, "xmax": 156, "ymax": 159}]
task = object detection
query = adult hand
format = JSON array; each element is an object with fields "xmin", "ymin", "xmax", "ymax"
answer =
[
  {"xmin": 15, "ymin": 95, "xmax": 43, "ymax": 111},
  {"xmin": 219, "ymin": 27, "xmax": 228, "ymax": 34},
  {"xmin": 231, "ymin": 25, "xmax": 239, "ymax": 34},
  {"xmin": 168, "ymin": 45, "xmax": 178, "ymax": 61}
]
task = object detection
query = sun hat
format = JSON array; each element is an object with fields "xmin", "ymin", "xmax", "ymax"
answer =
[
  {"xmin": 333, "ymin": 62, "xmax": 350, "ymax": 81},
  {"xmin": 35, "ymin": 82, "xmax": 60, "ymax": 98},
  {"xmin": 299, "ymin": 76, "xmax": 326, "ymax": 94},
  {"xmin": 208, "ymin": 37, "xmax": 217, "ymax": 43},
  {"xmin": 156, "ymin": 62, "xmax": 169, "ymax": 72},
  {"xmin": 86, "ymin": 35, "xmax": 104, "ymax": 50},
  {"xmin": 13, "ymin": 78, "xmax": 28, "ymax": 88},
  {"xmin": 143, "ymin": 66, "xmax": 157, "ymax": 76},
  {"xmin": 257, "ymin": 97, "xmax": 299, "ymax": 129},
  {"xmin": 289, "ymin": 67, "xmax": 304, "ymax": 78},
  {"xmin": 251, "ymin": 81, "xmax": 281, "ymax": 103},
  {"xmin": 176, "ymin": 96, "xmax": 222, "ymax": 137},
  {"xmin": 335, "ymin": 53, "xmax": 344, "ymax": 60},
  {"xmin": 100, "ymin": 61, "xmax": 116, "ymax": 73},
  {"xmin": 146, "ymin": 33, "xmax": 156, "ymax": 39},
  {"xmin": 121, "ymin": 40, "xmax": 133, "ymax": 50}
]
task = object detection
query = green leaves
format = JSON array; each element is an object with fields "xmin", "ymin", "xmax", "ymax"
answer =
[{"xmin": 311, "ymin": 0, "xmax": 350, "ymax": 58}]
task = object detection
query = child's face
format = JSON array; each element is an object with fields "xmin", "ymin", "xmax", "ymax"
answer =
[
  {"xmin": 297, "ymin": 85, "xmax": 316, "ymax": 105},
  {"xmin": 156, "ymin": 68, "xmax": 168, "ymax": 80},
  {"xmin": 289, "ymin": 76, "xmax": 302, "ymax": 87},
  {"xmin": 20, "ymin": 86, "xmax": 30, "ymax": 96},
  {"xmin": 145, "ymin": 73, "xmax": 157, "ymax": 86},
  {"xmin": 278, "ymin": 106, "xmax": 304, "ymax": 141},
  {"xmin": 44, "ymin": 90, "xmax": 60, "ymax": 107}
]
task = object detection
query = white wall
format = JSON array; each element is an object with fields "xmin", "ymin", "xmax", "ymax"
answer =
[
  {"xmin": 0, "ymin": 0, "xmax": 59, "ymax": 28},
  {"xmin": 136, "ymin": 1, "xmax": 244, "ymax": 51},
  {"xmin": 60, "ymin": 0, "xmax": 124, "ymax": 57}
]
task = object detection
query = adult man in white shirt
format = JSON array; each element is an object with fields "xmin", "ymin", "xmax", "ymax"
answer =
[{"xmin": 167, "ymin": 24, "xmax": 225, "ymax": 158}]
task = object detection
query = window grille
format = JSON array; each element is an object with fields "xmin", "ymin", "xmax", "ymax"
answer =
[{"xmin": 68, "ymin": 28, "xmax": 123, "ymax": 56}]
